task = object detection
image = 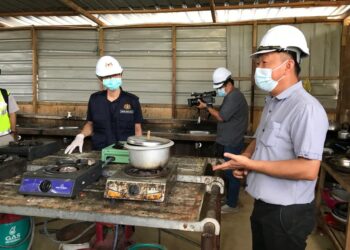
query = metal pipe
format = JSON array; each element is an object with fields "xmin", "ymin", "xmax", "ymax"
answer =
[
  {"xmin": 201, "ymin": 222, "xmax": 216, "ymax": 250},
  {"xmin": 202, "ymin": 183, "xmax": 221, "ymax": 250}
]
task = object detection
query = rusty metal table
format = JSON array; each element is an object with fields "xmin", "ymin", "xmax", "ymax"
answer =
[{"xmin": 0, "ymin": 152, "xmax": 222, "ymax": 250}]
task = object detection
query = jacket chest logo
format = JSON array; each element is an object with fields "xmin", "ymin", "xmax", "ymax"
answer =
[{"xmin": 120, "ymin": 103, "xmax": 134, "ymax": 114}]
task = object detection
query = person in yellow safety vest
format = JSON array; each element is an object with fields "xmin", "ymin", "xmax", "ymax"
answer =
[{"xmin": 0, "ymin": 88, "xmax": 19, "ymax": 147}]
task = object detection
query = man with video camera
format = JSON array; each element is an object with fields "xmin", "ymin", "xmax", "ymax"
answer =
[{"xmin": 197, "ymin": 67, "xmax": 248, "ymax": 213}]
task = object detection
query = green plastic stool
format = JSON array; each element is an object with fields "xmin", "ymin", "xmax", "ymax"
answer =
[{"xmin": 128, "ymin": 243, "xmax": 167, "ymax": 250}]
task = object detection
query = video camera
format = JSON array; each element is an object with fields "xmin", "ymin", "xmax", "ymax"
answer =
[{"xmin": 187, "ymin": 91, "xmax": 216, "ymax": 107}]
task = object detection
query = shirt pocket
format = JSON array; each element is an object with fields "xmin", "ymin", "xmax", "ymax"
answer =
[{"xmin": 260, "ymin": 121, "xmax": 281, "ymax": 147}]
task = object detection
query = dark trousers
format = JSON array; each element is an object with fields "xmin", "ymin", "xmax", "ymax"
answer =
[
  {"xmin": 216, "ymin": 142, "xmax": 244, "ymax": 208},
  {"xmin": 251, "ymin": 199, "xmax": 315, "ymax": 250}
]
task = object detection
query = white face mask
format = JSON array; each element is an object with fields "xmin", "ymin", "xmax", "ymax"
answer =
[
  {"xmin": 217, "ymin": 87, "xmax": 226, "ymax": 97},
  {"xmin": 254, "ymin": 60, "xmax": 288, "ymax": 92}
]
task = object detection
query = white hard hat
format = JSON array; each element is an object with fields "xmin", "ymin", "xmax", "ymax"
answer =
[
  {"xmin": 212, "ymin": 67, "xmax": 232, "ymax": 89},
  {"xmin": 251, "ymin": 25, "xmax": 309, "ymax": 63},
  {"xmin": 96, "ymin": 56, "xmax": 123, "ymax": 77}
]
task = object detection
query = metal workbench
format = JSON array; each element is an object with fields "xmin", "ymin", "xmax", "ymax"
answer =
[{"xmin": 0, "ymin": 152, "xmax": 223, "ymax": 250}]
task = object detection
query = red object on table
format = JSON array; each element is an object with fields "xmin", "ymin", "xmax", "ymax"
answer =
[
  {"xmin": 95, "ymin": 222, "xmax": 104, "ymax": 243},
  {"xmin": 322, "ymin": 189, "xmax": 339, "ymax": 209}
]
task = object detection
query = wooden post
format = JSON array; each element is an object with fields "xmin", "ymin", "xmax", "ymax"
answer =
[
  {"xmin": 98, "ymin": 27, "xmax": 105, "ymax": 91},
  {"xmin": 337, "ymin": 19, "xmax": 350, "ymax": 122},
  {"xmin": 31, "ymin": 26, "xmax": 38, "ymax": 114},
  {"xmin": 209, "ymin": 0, "xmax": 217, "ymax": 23},
  {"xmin": 250, "ymin": 22, "xmax": 257, "ymax": 132},
  {"xmin": 98, "ymin": 28, "xmax": 104, "ymax": 56},
  {"xmin": 171, "ymin": 25, "xmax": 177, "ymax": 119}
]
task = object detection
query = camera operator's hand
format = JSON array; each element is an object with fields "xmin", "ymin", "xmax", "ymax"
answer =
[{"xmin": 197, "ymin": 100, "xmax": 207, "ymax": 109}]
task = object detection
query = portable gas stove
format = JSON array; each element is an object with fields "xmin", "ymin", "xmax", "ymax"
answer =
[
  {"xmin": 0, "ymin": 140, "xmax": 60, "ymax": 160},
  {"xmin": 104, "ymin": 164, "xmax": 177, "ymax": 202},
  {"xmin": 19, "ymin": 158, "xmax": 102, "ymax": 198},
  {"xmin": 0, "ymin": 154, "xmax": 27, "ymax": 181},
  {"xmin": 101, "ymin": 142, "xmax": 129, "ymax": 164}
]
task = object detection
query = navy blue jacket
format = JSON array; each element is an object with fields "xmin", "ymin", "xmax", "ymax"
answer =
[{"xmin": 87, "ymin": 89, "xmax": 143, "ymax": 150}]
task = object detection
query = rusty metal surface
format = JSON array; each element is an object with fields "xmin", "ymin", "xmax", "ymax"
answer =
[
  {"xmin": 10, "ymin": 151, "xmax": 211, "ymax": 223},
  {"xmin": 0, "ymin": 175, "xmax": 206, "ymax": 222}
]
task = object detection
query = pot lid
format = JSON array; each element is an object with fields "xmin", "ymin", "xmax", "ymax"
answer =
[{"xmin": 127, "ymin": 135, "xmax": 171, "ymax": 147}]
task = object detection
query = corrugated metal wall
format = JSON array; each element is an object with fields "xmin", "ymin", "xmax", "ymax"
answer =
[
  {"xmin": 104, "ymin": 28, "xmax": 172, "ymax": 104},
  {"xmin": 0, "ymin": 23, "xmax": 341, "ymax": 110},
  {"xmin": 256, "ymin": 23, "xmax": 341, "ymax": 108},
  {"xmin": 176, "ymin": 26, "xmax": 227, "ymax": 105},
  {"xmin": 0, "ymin": 30, "xmax": 32, "ymax": 101},
  {"xmin": 227, "ymin": 25, "xmax": 253, "ymax": 104},
  {"xmin": 37, "ymin": 29, "xmax": 99, "ymax": 102}
]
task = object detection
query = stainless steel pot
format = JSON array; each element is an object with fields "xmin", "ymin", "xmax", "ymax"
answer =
[
  {"xmin": 124, "ymin": 136, "xmax": 174, "ymax": 169},
  {"xmin": 338, "ymin": 130, "xmax": 350, "ymax": 140},
  {"xmin": 328, "ymin": 157, "xmax": 350, "ymax": 173}
]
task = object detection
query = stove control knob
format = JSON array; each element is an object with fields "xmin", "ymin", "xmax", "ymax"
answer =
[
  {"xmin": 128, "ymin": 184, "xmax": 140, "ymax": 196},
  {"xmin": 39, "ymin": 180, "xmax": 52, "ymax": 193}
]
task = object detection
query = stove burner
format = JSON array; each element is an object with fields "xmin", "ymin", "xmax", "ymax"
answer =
[
  {"xmin": 0, "ymin": 140, "xmax": 60, "ymax": 161},
  {"xmin": 59, "ymin": 166, "xmax": 79, "ymax": 173},
  {"xmin": 19, "ymin": 157, "xmax": 102, "ymax": 198},
  {"xmin": 43, "ymin": 158, "xmax": 97, "ymax": 174},
  {"xmin": 0, "ymin": 154, "xmax": 13, "ymax": 163},
  {"xmin": 56, "ymin": 158, "xmax": 96, "ymax": 166},
  {"xmin": 113, "ymin": 142, "xmax": 124, "ymax": 149},
  {"xmin": 124, "ymin": 166, "xmax": 168, "ymax": 178},
  {"xmin": 9, "ymin": 140, "xmax": 43, "ymax": 147}
]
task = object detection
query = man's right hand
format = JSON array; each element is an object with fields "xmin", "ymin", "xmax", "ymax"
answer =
[
  {"xmin": 233, "ymin": 169, "xmax": 249, "ymax": 179},
  {"xmin": 196, "ymin": 99, "xmax": 207, "ymax": 109},
  {"xmin": 64, "ymin": 133, "xmax": 85, "ymax": 154}
]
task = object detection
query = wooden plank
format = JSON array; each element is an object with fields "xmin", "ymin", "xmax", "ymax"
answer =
[
  {"xmin": 209, "ymin": 0, "xmax": 217, "ymax": 23},
  {"xmin": 0, "ymin": 178, "xmax": 205, "ymax": 222},
  {"xmin": 172, "ymin": 26, "xmax": 177, "ymax": 119},
  {"xmin": 322, "ymin": 162, "xmax": 350, "ymax": 193},
  {"xmin": 346, "ymin": 203, "xmax": 350, "ymax": 249},
  {"xmin": 250, "ymin": 22, "xmax": 257, "ymax": 132},
  {"xmin": 98, "ymin": 28, "xmax": 104, "ymax": 91},
  {"xmin": 338, "ymin": 22, "xmax": 350, "ymax": 122},
  {"xmin": 59, "ymin": 0, "xmax": 105, "ymax": 27},
  {"xmin": 318, "ymin": 163, "xmax": 350, "ymax": 250},
  {"xmin": 317, "ymin": 212, "xmax": 344, "ymax": 250},
  {"xmin": 0, "ymin": 1, "xmax": 347, "ymax": 17},
  {"xmin": 0, "ymin": 153, "xmax": 208, "ymax": 223}
]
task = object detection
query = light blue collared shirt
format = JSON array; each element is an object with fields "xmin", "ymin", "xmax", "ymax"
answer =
[{"xmin": 246, "ymin": 82, "xmax": 328, "ymax": 205}]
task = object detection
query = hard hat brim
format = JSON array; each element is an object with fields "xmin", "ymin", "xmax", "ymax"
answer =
[
  {"xmin": 213, "ymin": 82, "xmax": 224, "ymax": 89},
  {"xmin": 250, "ymin": 49, "xmax": 278, "ymax": 57}
]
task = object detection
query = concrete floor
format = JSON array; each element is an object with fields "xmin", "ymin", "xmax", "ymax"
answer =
[{"xmin": 30, "ymin": 189, "xmax": 335, "ymax": 250}]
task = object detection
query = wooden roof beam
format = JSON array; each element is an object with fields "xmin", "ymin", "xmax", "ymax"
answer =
[
  {"xmin": 59, "ymin": 0, "xmax": 105, "ymax": 27},
  {"xmin": 0, "ymin": 1, "xmax": 347, "ymax": 17},
  {"xmin": 209, "ymin": 0, "xmax": 217, "ymax": 23},
  {"xmin": 341, "ymin": 8, "xmax": 350, "ymax": 26}
]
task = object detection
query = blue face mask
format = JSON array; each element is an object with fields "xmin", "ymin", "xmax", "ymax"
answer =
[
  {"xmin": 217, "ymin": 87, "xmax": 226, "ymax": 97},
  {"xmin": 103, "ymin": 78, "xmax": 122, "ymax": 90},
  {"xmin": 254, "ymin": 60, "xmax": 287, "ymax": 92}
]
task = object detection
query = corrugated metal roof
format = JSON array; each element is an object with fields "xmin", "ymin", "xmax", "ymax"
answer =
[{"xmin": 0, "ymin": 0, "xmax": 348, "ymax": 27}]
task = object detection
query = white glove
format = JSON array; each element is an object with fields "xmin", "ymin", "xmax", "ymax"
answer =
[{"xmin": 64, "ymin": 133, "xmax": 85, "ymax": 154}]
